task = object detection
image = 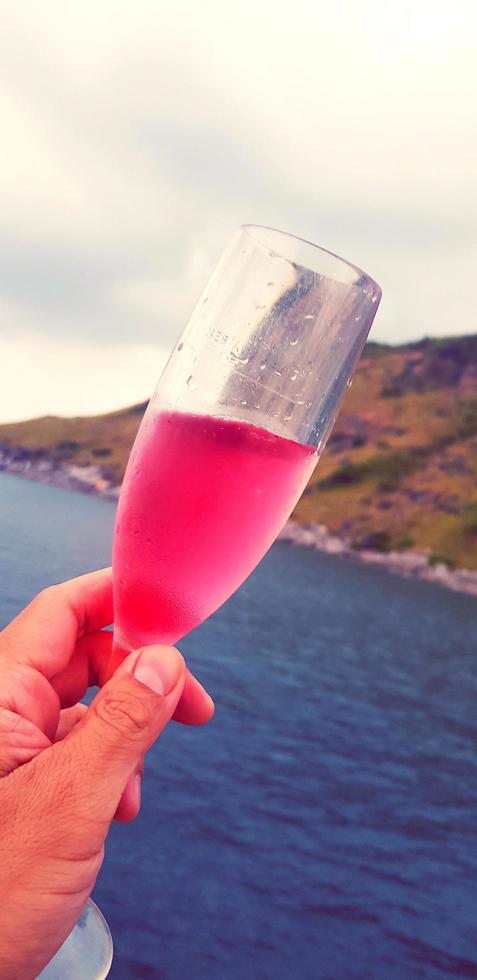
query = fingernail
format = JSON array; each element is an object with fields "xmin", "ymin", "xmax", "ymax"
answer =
[{"xmin": 132, "ymin": 645, "xmax": 183, "ymax": 695}]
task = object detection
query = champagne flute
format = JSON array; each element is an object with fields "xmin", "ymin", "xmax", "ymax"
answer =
[
  {"xmin": 38, "ymin": 899, "xmax": 112, "ymax": 979},
  {"xmin": 41, "ymin": 226, "xmax": 380, "ymax": 978},
  {"xmin": 111, "ymin": 225, "xmax": 381, "ymax": 664}
]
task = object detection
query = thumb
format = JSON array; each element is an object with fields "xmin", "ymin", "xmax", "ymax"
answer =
[{"xmin": 67, "ymin": 645, "xmax": 186, "ymax": 823}]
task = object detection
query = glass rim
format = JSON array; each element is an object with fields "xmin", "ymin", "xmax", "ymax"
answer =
[{"xmin": 241, "ymin": 224, "xmax": 381, "ymax": 295}]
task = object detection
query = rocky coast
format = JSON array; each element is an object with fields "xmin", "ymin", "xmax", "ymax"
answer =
[
  {"xmin": 279, "ymin": 521, "xmax": 477, "ymax": 597},
  {"xmin": 1, "ymin": 447, "xmax": 476, "ymax": 598}
]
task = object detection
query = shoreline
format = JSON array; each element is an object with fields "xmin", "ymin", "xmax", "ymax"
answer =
[
  {"xmin": 1, "ymin": 454, "xmax": 476, "ymax": 599},
  {"xmin": 0, "ymin": 452, "xmax": 121, "ymax": 499},
  {"xmin": 279, "ymin": 522, "xmax": 477, "ymax": 598}
]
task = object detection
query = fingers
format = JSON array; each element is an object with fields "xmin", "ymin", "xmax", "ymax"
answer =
[
  {"xmin": 38, "ymin": 567, "xmax": 113, "ymax": 639},
  {"xmin": 0, "ymin": 629, "xmax": 110, "ymax": 747},
  {"xmin": 0, "ymin": 562, "xmax": 214, "ymax": 791},
  {"xmin": 51, "ymin": 634, "xmax": 214, "ymax": 724},
  {"xmin": 112, "ymin": 668, "xmax": 214, "ymax": 824},
  {"xmin": 50, "ymin": 630, "xmax": 113, "ymax": 707},
  {"xmin": 0, "ymin": 660, "xmax": 61, "ymax": 741},
  {"xmin": 0, "ymin": 702, "xmax": 86, "ymax": 777},
  {"xmin": 173, "ymin": 669, "xmax": 215, "ymax": 725},
  {"xmin": 114, "ymin": 758, "xmax": 145, "ymax": 823},
  {"xmin": 0, "ymin": 571, "xmax": 112, "ymax": 747},
  {"xmin": 0, "ymin": 568, "xmax": 113, "ymax": 678},
  {"xmin": 61, "ymin": 645, "xmax": 186, "ymax": 825},
  {"xmin": 104, "ymin": 659, "xmax": 214, "ymax": 825},
  {"xmin": 0, "ymin": 707, "xmax": 50, "ymax": 777},
  {"xmin": 54, "ymin": 704, "xmax": 87, "ymax": 742}
]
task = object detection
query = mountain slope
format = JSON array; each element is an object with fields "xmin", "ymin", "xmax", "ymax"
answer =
[{"xmin": 1, "ymin": 336, "xmax": 476, "ymax": 569}]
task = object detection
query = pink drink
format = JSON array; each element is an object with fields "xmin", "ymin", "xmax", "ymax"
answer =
[{"xmin": 112, "ymin": 409, "xmax": 317, "ymax": 652}]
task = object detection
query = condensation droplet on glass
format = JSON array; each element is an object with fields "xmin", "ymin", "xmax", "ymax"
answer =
[
  {"xmin": 305, "ymin": 401, "xmax": 312, "ymax": 409},
  {"xmin": 290, "ymin": 370, "xmax": 298, "ymax": 381},
  {"xmin": 259, "ymin": 362, "xmax": 267, "ymax": 371},
  {"xmin": 284, "ymin": 413, "xmax": 292, "ymax": 421},
  {"xmin": 372, "ymin": 293, "xmax": 378, "ymax": 303},
  {"xmin": 304, "ymin": 314, "xmax": 314, "ymax": 321},
  {"xmin": 274, "ymin": 369, "xmax": 282, "ymax": 377},
  {"xmin": 354, "ymin": 314, "xmax": 361, "ymax": 322},
  {"xmin": 187, "ymin": 375, "xmax": 199, "ymax": 391},
  {"xmin": 239, "ymin": 399, "xmax": 248, "ymax": 407},
  {"xmin": 347, "ymin": 378, "xmax": 353, "ymax": 389},
  {"xmin": 289, "ymin": 338, "xmax": 298, "ymax": 346},
  {"xmin": 230, "ymin": 351, "xmax": 249, "ymax": 365},
  {"xmin": 177, "ymin": 342, "xmax": 183, "ymax": 351}
]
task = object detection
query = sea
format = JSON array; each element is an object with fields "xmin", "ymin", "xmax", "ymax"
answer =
[{"xmin": 1, "ymin": 470, "xmax": 477, "ymax": 980}]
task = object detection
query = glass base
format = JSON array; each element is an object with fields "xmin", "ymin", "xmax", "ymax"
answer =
[{"xmin": 37, "ymin": 899, "xmax": 113, "ymax": 980}]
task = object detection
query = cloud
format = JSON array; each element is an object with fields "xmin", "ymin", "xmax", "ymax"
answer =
[
  {"xmin": 0, "ymin": 0, "xmax": 476, "ymax": 418},
  {"xmin": 0, "ymin": 328, "xmax": 167, "ymax": 422}
]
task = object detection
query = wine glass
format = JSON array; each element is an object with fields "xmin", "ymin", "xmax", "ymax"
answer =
[
  {"xmin": 111, "ymin": 225, "xmax": 381, "ymax": 665},
  {"xmin": 37, "ymin": 899, "xmax": 112, "ymax": 979},
  {"xmin": 42, "ymin": 226, "xmax": 380, "ymax": 978}
]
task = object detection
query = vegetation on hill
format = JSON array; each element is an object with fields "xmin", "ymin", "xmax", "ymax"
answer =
[
  {"xmin": 295, "ymin": 335, "xmax": 477, "ymax": 570},
  {"xmin": 1, "ymin": 336, "xmax": 476, "ymax": 570}
]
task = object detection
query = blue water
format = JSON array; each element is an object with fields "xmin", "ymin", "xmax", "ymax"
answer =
[{"xmin": 1, "ymin": 471, "xmax": 477, "ymax": 979}]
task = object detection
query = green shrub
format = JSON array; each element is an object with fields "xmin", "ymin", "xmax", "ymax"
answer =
[
  {"xmin": 354, "ymin": 531, "xmax": 393, "ymax": 552},
  {"xmin": 461, "ymin": 504, "xmax": 477, "ymax": 535},
  {"xmin": 457, "ymin": 399, "xmax": 477, "ymax": 439},
  {"xmin": 369, "ymin": 451, "xmax": 423, "ymax": 492},
  {"xmin": 363, "ymin": 341, "xmax": 392, "ymax": 358},
  {"xmin": 381, "ymin": 383, "xmax": 403, "ymax": 398},
  {"xmin": 319, "ymin": 449, "xmax": 425, "ymax": 492},
  {"xmin": 92, "ymin": 447, "xmax": 112, "ymax": 457},
  {"xmin": 429, "ymin": 553, "xmax": 455, "ymax": 569},
  {"xmin": 319, "ymin": 461, "xmax": 364, "ymax": 487},
  {"xmin": 53, "ymin": 440, "xmax": 80, "ymax": 460},
  {"xmin": 396, "ymin": 536, "xmax": 415, "ymax": 550}
]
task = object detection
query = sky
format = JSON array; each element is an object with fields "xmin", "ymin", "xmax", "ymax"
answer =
[{"xmin": 0, "ymin": 0, "xmax": 476, "ymax": 421}]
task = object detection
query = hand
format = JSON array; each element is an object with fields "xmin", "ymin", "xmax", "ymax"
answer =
[{"xmin": 0, "ymin": 569, "xmax": 214, "ymax": 980}]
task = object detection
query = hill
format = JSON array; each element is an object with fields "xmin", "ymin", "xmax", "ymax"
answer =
[{"xmin": 1, "ymin": 335, "xmax": 476, "ymax": 571}]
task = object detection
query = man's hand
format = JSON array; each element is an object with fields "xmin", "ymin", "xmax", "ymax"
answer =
[{"xmin": 0, "ymin": 569, "xmax": 214, "ymax": 979}]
